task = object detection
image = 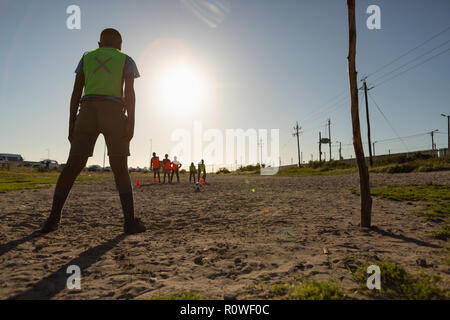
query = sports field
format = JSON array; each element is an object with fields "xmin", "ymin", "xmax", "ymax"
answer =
[{"xmin": 0, "ymin": 169, "xmax": 449, "ymax": 299}]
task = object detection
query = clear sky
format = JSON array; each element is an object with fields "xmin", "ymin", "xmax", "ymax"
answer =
[{"xmin": 1, "ymin": 0, "xmax": 449, "ymax": 168}]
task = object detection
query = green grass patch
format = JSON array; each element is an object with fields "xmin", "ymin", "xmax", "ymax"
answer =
[
  {"xmin": 153, "ymin": 291, "xmax": 205, "ymax": 300},
  {"xmin": 266, "ymin": 281, "xmax": 346, "ymax": 300},
  {"xmin": 0, "ymin": 167, "xmax": 107, "ymax": 193},
  {"xmin": 371, "ymin": 155, "xmax": 450, "ymax": 174},
  {"xmin": 351, "ymin": 260, "xmax": 448, "ymax": 299},
  {"xmin": 432, "ymin": 225, "xmax": 450, "ymax": 240},
  {"xmin": 277, "ymin": 167, "xmax": 356, "ymax": 177},
  {"xmin": 370, "ymin": 183, "xmax": 449, "ymax": 221},
  {"xmin": 370, "ymin": 184, "xmax": 449, "ymax": 202}
]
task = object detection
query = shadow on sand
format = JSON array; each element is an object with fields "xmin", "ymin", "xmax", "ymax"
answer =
[
  {"xmin": 0, "ymin": 231, "xmax": 42, "ymax": 257},
  {"xmin": 370, "ymin": 226, "xmax": 442, "ymax": 249},
  {"xmin": 11, "ymin": 233, "xmax": 126, "ymax": 300}
]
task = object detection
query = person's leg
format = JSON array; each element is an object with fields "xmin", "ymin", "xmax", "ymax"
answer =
[
  {"xmin": 176, "ymin": 170, "xmax": 180, "ymax": 183},
  {"xmin": 157, "ymin": 171, "xmax": 161, "ymax": 183},
  {"xmin": 170, "ymin": 170, "xmax": 174, "ymax": 183},
  {"xmin": 109, "ymin": 155, "xmax": 145, "ymax": 234},
  {"xmin": 110, "ymin": 155, "xmax": 133, "ymax": 225},
  {"xmin": 41, "ymin": 155, "xmax": 88, "ymax": 233}
]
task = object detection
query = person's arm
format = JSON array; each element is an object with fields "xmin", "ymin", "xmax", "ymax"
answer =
[
  {"xmin": 150, "ymin": 159, "xmax": 153, "ymax": 170},
  {"xmin": 122, "ymin": 74, "xmax": 135, "ymax": 141},
  {"xmin": 68, "ymin": 73, "xmax": 84, "ymax": 142}
]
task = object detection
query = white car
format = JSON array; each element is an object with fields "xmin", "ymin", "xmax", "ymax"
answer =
[
  {"xmin": 87, "ymin": 165, "xmax": 102, "ymax": 172},
  {"xmin": 33, "ymin": 159, "xmax": 59, "ymax": 169}
]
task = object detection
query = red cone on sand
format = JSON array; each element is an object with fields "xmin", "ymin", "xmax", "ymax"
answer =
[
  {"xmin": 136, "ymin": 178, "xmax": 140, "ymax": 186},
  {"xmin": 154, "ymin": 178, "xmax": 156, "ymax": 184}
]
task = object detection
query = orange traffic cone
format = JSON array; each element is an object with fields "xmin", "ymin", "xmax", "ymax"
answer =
[
  {"xmin": 136, "ymin": 178, "xmax": 140, "ymax": 186},
  {"xmin": 154, "ymin": 178, "xmax": 157, "ymax": 184}
]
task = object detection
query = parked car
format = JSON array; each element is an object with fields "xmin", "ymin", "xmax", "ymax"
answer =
[
  {"xmin": 32, "ymin": 159, "xmax": 59, "ymax": 170},
  {"xmin": 103, "ymin": 166, "xmax": 112, "ymax": 172},
  {"xmin": 0, "ymin": 153, "xmax": 24, "ymax": 167},
  {"xmin": 87, "ymin": 165, "xmax": 102, "ymax": 172}
]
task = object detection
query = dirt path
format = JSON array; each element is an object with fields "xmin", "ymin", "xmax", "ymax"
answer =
[{"xmin": 0, "ymin": 171, "xmax": 449, "ymax": 299}]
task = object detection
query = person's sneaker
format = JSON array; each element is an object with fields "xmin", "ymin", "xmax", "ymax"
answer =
[
  {"xmin": 40, "ymin": 217, "xmax": 60, "ymax": 233},
  {"xmin": 124, "ymin": 218, "xmax": 146, "ymax": 235}
]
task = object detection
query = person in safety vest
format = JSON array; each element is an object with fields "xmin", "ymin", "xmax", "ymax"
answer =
[
  {"xmin": 150, "ymin": 152, "xmax": 161, "ymax": 183},
  {"xmin": 40, "ymin": 28, "xmax": 146, "ymax": 235},
  {"xmin": 189, "ymin": 162, "xmax": 197, "ymax": 184},
  {"xmin": 170, "ymin": 156, "xmax": 182, "ymax": 183},
  {"xmin": 198, "ymin": 159, "xmax": 207, "ymax": 184},
  {"xmin": 162, "ymin": 154, "xmax": 172, "ymax": 183}
]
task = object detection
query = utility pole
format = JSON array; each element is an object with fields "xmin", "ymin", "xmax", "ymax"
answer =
[
  {"xmin": 347, "ymin": 0, "xmax": 372, "ymax": 227},
  {"xmin": 430, "ymin": 129, "xmax": 438, "ymax": 154},
  {"xmin": 292, "ymin": 122, "xmax": 302, "ymax": 167},
  {"xmin": 372, "ymin": 141, "xmax": 377, "ymax": 157},
  {"xmin": 319, "ymin": 132, "xmax": 322, "ymax": 164},
  {"xmin": 362, "ymin": 78, "xmax": 374, "ymax": 166},
  {"xmin": 328, "ymin": 118, "xmax": 332, "ymax": 161},
  {"xmin": 337, "ymin": 141, "xmax": 342, "ymax": 160},
  {"xmin": 46, "ymin": 148, "xmax": 50, "ymax": 160},
  {"xmin": 442, "ymin": 114, "xmax": 449, "ymax": 154}
]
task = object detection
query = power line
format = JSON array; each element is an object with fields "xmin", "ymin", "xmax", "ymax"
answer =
[
  {"xmin": 370, "ymin": 38, "xmax": 450, "ymax": 85},
  {"xmin": 300, "ymin": 90, "xmax": 348, "ymax": 123},
  {"xmin": 366, "ymin": 24, "xmax": 450, "ymax": 78},
  {"xmin": 368, "ymin": 93, "xmax": 409, "ymax": 152},
  {"xmin": 377, "ymin": 132, "xmax": 429, "ymax": 143},
  {"xmin": 302, "ymin": 93, "xmax": 362, "ymax": 134},
  {"xmin": 372, "ymin": 46, "xmax": 450, "ymax": 88}
]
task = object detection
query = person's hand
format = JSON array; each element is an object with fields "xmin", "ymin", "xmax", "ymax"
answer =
[{"xmin": 122, "ymin": 118, "xmax": 134, "ymax": 142}]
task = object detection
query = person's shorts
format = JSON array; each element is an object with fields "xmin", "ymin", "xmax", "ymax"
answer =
[
  {"xmin": 69, "ymin": 98, "xmax": 130, "ymax": 157},
  {"xmin": 153, "ymin": 168, "xmax": 160, "ymax": 172},
  {"xmin": 163, "ymin": 169, "xmax": 171, "ymax": 174}
]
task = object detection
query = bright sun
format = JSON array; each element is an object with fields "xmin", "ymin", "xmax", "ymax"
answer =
[{"xmin": 157, "ymin": 61, "xmax": 208, "ymax": 114}]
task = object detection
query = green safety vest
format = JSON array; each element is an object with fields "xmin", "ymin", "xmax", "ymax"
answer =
[
  {"xmin": 83, "ymin": 47, "xmax": 126, "ymax": 98},
  {"xmin": 199, "ymin": 164, "xmax": 205, "ymax": 172},
  {"xmin": 190, "ymin": 165, "xmax": 196, "ymax": 172}
]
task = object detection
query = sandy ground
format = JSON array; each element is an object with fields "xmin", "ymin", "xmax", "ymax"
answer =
[{"xmin": 0, "ymin": 171, "xmax": 449, "ymax": 299}]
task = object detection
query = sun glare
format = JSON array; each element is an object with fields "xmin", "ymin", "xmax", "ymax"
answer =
[{"xmin": 157, "ymin": 61, "xmax": 208, "ymax": 114}]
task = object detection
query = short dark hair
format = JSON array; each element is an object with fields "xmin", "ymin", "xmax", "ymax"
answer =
[{"xmin": 100, "ymin": 28, "xmax": 122, "ymax": 48}]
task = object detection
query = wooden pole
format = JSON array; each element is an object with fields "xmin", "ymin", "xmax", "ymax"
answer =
[
  {"xmin": 328, "ymin": 119, "xmax": 332, "ymax": 161},
  {"xmin": 347, "ymin": 0, "xmax": 372, "ymax": 227},
  {"xmin": 363, "ymin": 80, "xmax": 374, "ymax": 166},
  {"xmin": 319, "ymin": 132, "xmax": 322, "ymax": 164},
  {"xmin": 293, "ymin": 122, "xmax": 302, "ymax": 167}
]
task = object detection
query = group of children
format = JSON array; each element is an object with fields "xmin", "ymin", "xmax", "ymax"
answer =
[{"xmin": 150, "ymin": 153, "xmax": 206, "ymax": 184}]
